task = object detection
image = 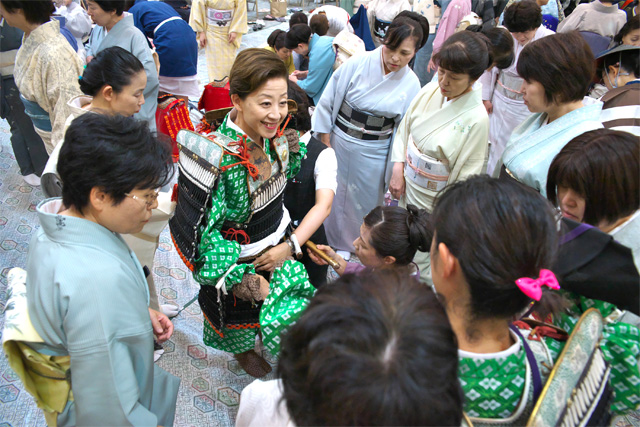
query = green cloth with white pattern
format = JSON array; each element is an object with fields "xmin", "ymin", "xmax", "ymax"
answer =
[
  {"xmin": 551, "ymin": 291, "xmax": 640, "ymax": 415},
  {"xmin": 260, "ymin": 260, "xmax": 315, "ymax": 356},
  {"xmin": 194, "ymin": 114, "xmax": 307, "ymax": 354}
]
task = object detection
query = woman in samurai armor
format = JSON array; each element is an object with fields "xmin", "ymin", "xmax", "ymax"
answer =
[
  {"xmin": 169, "ymin": 48, "xmax": 307, "ymax": 378},
  {"xmin": 189, "ymin": 0, "xmax": 247, "ymax": 83}
]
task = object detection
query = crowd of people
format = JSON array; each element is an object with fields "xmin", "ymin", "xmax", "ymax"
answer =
[{"xmin": 0, "ymin": 0, "xmax": 639, "ymax": 425}]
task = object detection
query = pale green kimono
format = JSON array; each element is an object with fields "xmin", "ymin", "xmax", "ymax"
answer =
[{"xmin": 26, "ymin": 199, "xmax": 179, "ymax": 426}]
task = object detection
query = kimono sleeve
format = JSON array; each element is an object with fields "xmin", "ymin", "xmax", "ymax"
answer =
[
  {"xmin": 195, "ymin": 175, "xmax": 256, "ymax": 292},
  {"xmin": 390, "ymin": 99, "xmax": 415, "ymax": 163},
  {"xmin": 189, "ymin": 0, "xmax": 208, "ymax": 33},
  {"xmin": 63, "ymin": 269, "xmax": 160, "ymax": 425},
  {"xmin": 297, "ymin": 41, "xmax": 335, "ymax": 98},
  {"xmin": 43, "ymin": 49, "xmax": 83, "ymax": 149},
  {"xmin": 65, "ymin": 7, "xmax": 92, "ymax": 40},
  {"xmin": 448, "ymin": 114, "xmax": 489, "ymax": 183},
  {"xmin": 311, "ymin": 56, "xmax": 356, "ymax": 134},
  {"xmin": 230, "ymin": 0, "xmax": 248, "ymax": 36}
]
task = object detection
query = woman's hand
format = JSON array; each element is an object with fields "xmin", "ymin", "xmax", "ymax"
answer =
[
  {"xmin": 307, "ymin": 244, "xmax": 346, "ymax": 275},
  {"xmin": 318, "ymin": 132, "xmax": 331, "ymax": 147},
  {"xmin": 292, "ymin": 70, "xmax": 308, "ymax": 80},
  {"xmin": 198, "ymin": 32, "xmax": 207, "ymax": 48},
  {"xmin": 149, "ymin": 308, "xmax": 174, "ymax": 343},
  {"xmin": 483, "ymin": 100, "xmax": 493, "ymax": 114},
  {"xmin": 427, "ymin": 58, "xmax": 437, "ymax": 73},
  {"xmin": 86, "ymin": 55, "xmax": 94, "ymax": 63},
  {"xmin": 228, "ymin": 32, "xmax": 237, "ymax": 44},
  {"xmin": 389, "ymin": 162, "xmax": 406, "ymax": 200},
  {"xmin": 289, "ymin": 74, "xmax": 299, "ymax": 83},
  {"xmin": 258, "ymin": 275, "xmax": 270, "ymax": 300},
  {"xmin": 253, "ymin": 242, "xmax": 290, "ymax": 272}
]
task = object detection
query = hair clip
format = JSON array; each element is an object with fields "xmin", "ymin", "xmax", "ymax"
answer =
[
  {"xmin": 515, "ymin": 269, "xmax": 560, "ymax": 301},
  {"xmin": 78, "ymin": 75, "xmax": 83, "ymax": 80}
]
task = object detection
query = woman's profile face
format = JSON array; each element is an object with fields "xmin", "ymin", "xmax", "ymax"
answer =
[
  {"xmin": 353, "ymin": 224, "xmax": 385, "ymax": 268},
  {"xmin": 622, "ymin": 28, "xmax": 640, "ymax": 46},
  {"xmin": 235, "ymin": 77, "xmax": 288, "ymax": 141},
  {"xmin": 557, "ymin": 186, "xmax": 586, "ymax": 223},
  {"xmin": 99, "ymin": 187, "xmax": 158, "ymax": 235},
  {"xmin": 438, "ymin": 68, "xmax": 473, "ymax": 99},
  {"xmin": 86, "ymin": 0, "xmax": 112, "ymax": 27},
  {"xmin": 109, "ymin": 70, "xmax": 147, "ymax": 117},
  {"xmin": 521, "ymin": 78, "xmax": 548, "ymax": 113},
  {"xmin": 381, "ymin": 37, "xmax": 416, "ymax": 73},
  {"xmin": 276, "ymin": 47, "xmax": 291, "ymax": 61}
]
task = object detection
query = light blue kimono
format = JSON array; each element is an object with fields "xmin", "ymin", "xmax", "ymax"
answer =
[
  {"xmin": 312, "ymin": 47, "xmax": 420, "ymax": 251},
  {"xmin": 297, "ymin": 33, "xmax": 336, "ymax": 105},
  {"xmin": 90, "ymin": 14, "xmax": 159, "ymax": 131},
  {"xmin": 26, "ymin": 199, "xmax": 179, "ymax": 426},
  {"xmin": 501, "ymin": 102, "xmax": 603, "ymax": 196}
]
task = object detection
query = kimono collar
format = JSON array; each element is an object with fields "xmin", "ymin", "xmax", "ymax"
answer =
[
  {"xmin": 36, "ymin": 198, "xmax": 131, "ymax": 256},
  {"xmin": 309, "ymin": 33, "xmax": 319, "ymax": 51},
  {"xmin": 591, "ymin": 0, "xmax": 624, "ymax": 13},
  {"xmin": 109, "ymin": 13, "xmax": 134, "ymax": 33},
  {"xmin": 23, "ymin": 20, "xmax": 60, "ymax": 45}
]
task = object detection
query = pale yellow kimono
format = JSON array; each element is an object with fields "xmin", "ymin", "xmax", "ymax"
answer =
[
  {"xmin": 13, "ymin": 20, "xmax": 83, "ymax": 154},
  {"xmin": 390, "ymin": 81, "xmax": 488, "ymax": 275},
  {"xmin": 190, "ymin": 0, "xmax": 247, "ymax": 82}
]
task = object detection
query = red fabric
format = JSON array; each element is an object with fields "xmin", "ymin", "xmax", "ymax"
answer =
[
  {"xmin": 198, "ymin": 82, "xmax": 233, "ymax": 112},
  {"xmin": 156, "ymin": 96, "xmax": 194, "ymax": 162}
]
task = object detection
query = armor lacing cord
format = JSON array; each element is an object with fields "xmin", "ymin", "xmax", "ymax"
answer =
[
  {"xmin": 195, "ymin": 117, "xmax": 212, "ymax": 134},
  {"xmin": 221, "ymin": 227, "xmax": 251, "ymax": 244},
  {"xmin": 275, "ymin": 114, "xmax": 292, "ymax": 138},
  {"xmin": 221, "ymin": 134, "xmax": 260, "ymax": 179}
]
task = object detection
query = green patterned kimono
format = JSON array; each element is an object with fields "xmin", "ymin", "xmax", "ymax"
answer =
[{"xmin": 194, "ymin": 115, "xmax": 306, "ymax": 354}]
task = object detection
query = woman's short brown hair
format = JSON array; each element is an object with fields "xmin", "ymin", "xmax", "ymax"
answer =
[
  {"xmin": 547, "ymin": 129, "xmax": 640, "ymax": 226},
  {"xmin": 517, "ymin": 32, "xmax": 595, "ymax": 105},
  {"xmin": 310, "ymin": 13, "xmax": 329, "ymax": 36},
  {"xmin": 229, "ymin": 48, "xmax": 288, "ymax": 100}
]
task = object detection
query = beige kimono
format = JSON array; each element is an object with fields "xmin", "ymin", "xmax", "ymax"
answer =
[
  {"xmin": 391, "ymin": 82, "xmax": 489, "ymax": 276},
  {"xmin": 189, "ymin": 0, "xmax": 247, "ymax": 82},
  {"xmin": 13, "ymin": 20, "xmax": 83, "ymax": 154}
]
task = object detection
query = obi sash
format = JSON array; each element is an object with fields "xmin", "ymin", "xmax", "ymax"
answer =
[
  {"xmin": 2, "ymin": 268, "xmax": 72, "ymax": 427},
  {"xmin": 20, "ymin": 95, "xmax": 52, "ymax": 132},
  {"xmin": 154, "ymin": 16, "xmax": 182, "ymax": 34},
  {"xmin": 404, "ymin": 134, "xmax": 450, "ymax": 192},
  {"xmin": 336, "ymin": 101, "xmax": 395, "ymax": 141},
  {"xmin": 373, "ymin": 16, "xmax": 391, "ymax": 39},
  {"xmin": 496, "ymin": 71, "xmax": 524, "ymax": 101},
  {"xmin": 207, "ymin": 8, "xmax": 233, "ymax": 27}
]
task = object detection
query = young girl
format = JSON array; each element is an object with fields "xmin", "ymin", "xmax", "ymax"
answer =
[
  {"xmin": 430, "ymin": 175, "xmax": 639, "ymax": 421},
  {"xmin": 309, "ymin": 204, "xmax": 431, "ymax": 277}
]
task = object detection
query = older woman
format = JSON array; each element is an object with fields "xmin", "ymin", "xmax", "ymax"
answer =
[
  {"xmin": 313, "ymin": 15, "xmax": 422, "ymax": 253},
  {"xmin": 498, "ymin": 32, "xmax": 603, "ymax": 196},
  {"xmin": 23, "ymin": 113, "xmax": 179, "ymax": 425},
  {"xmin": 0, "ymin": 0, "xmax": 83, "ymax": 154},
  {"xmin": 170, "ymin": 48, "xmax": 307, "ymax": 378}
]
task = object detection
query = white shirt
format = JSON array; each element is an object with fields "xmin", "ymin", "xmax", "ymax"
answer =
[{"xmin": 300, "ymin": 131, "xmax": 338, "ymax": 193}]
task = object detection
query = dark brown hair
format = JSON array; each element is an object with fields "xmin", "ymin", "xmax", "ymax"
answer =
[
  {"xmin": 547, "ymin": 129, "xmax": 640, "ymax": 226},
  {"xmin": 279, "ymin": 269, "xmax": 463, "ymax": 426},
  {"xmin": 433, "ymin": 31, "xmax": 493, "ymax": 80},
  {"xmin": 517, "ymin": 32, "xmax": 595, "ymax": 104},
  {"xmin": 503, "ymin": 0, "xmax": 542, "ymax": 33},
  {"xmin": 432, "ymin": 176, "xmax": 560, "ymax": 321},
  {"xmin": 309, "ymin": 13, "xmax": 329, "ymax": 36},
  {"xmin": 383, "ymin": 15, "xmax": 424, "ymax": 51},
  {"xmin": 229, "ymin": 48, "xmax": 288, "ymax": 99},
  {"xmin": 363, "ymin": 204, "xmax": 431, "ymax": 265},
  {"xmin": 0, "ymin": 0, "xmax": 54, "ymax": 24},
  {"xmin": 267, "ymin": 29, "xmax": 287, "ymax": 51}
]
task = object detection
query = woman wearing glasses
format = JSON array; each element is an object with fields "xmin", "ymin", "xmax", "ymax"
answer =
[
  {"xmin": 22, "ymin": 113, "xmax": 179, "ymax": 425},
  {"xmin": 41, "ymin": 46, "xmax": 177, "ymax": 317}
]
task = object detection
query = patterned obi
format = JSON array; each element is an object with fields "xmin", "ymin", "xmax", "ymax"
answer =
[
  {"xmin": 336, "ymin": 101, "xmax": 395, "ymax": 141},
  {"xmin": 373, "ymin": 16, "xmax": 391, "ymax": 40},
  {"xmin": 207, "ymin": 8, "xmax": 233, "ymax": 27},
  {"xmin": 496, "ymin": 71, "xmax": 525, "ymax": 102},
  {"xmin": 20, "ymin": 95, "xmax": 52, "ymax": 132},
  {"xmin": 404, "ymin": 134, "xmax": 450, "ymax": 192}
]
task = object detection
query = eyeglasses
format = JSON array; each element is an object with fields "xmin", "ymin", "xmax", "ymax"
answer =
[{"xmin": 125, "ymin": 190, "xmax": 159, "ymax": 209}]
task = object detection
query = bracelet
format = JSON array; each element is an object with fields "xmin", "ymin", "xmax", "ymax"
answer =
[
  {"xmin": 286, "ymin": 239, "xmax": 296, "ymax": 256},
  {"xmin": 290, "ymin": 234, "xmax": 303, "ymax": 260}
]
